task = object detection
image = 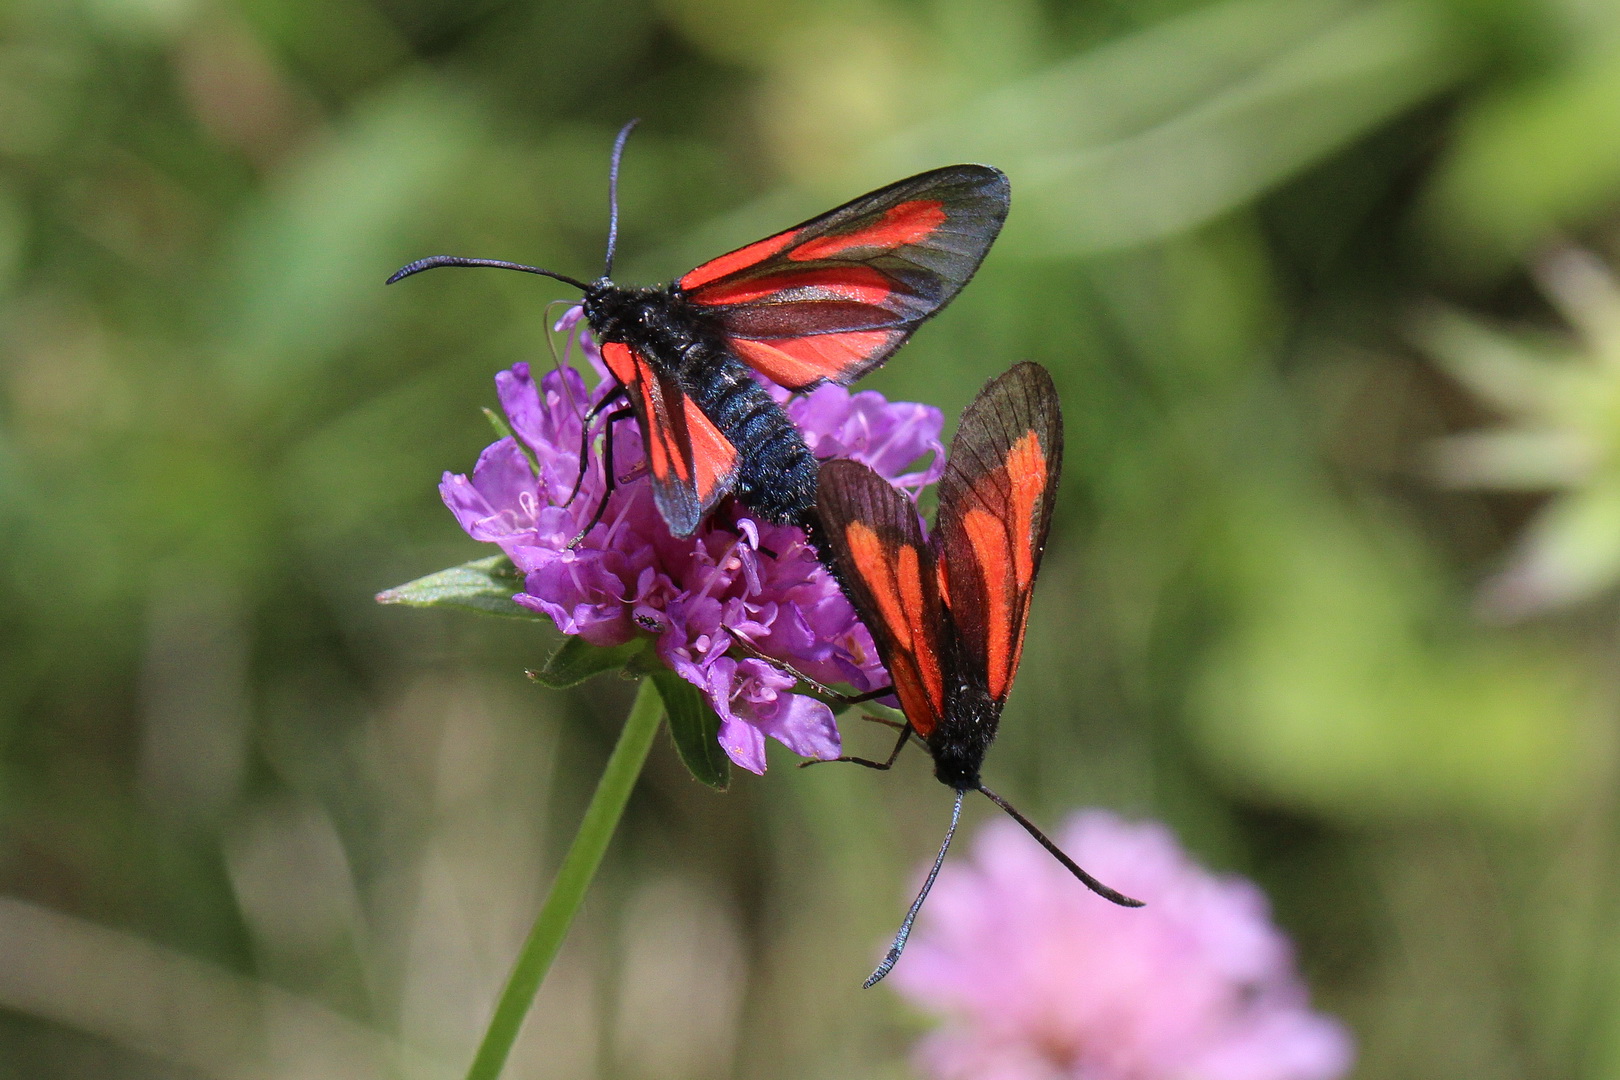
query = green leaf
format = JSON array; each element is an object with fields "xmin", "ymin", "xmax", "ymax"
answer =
[
  {"xmin": 528, "ymin": 637, "xmax": 645, "ymax": 689},
  {"xmin": 375, "ymin": 555, "xmax": 543, "ymax": 620},
  {"xmin": 651, "ymin": 670, "xmax": 730, "ymax": 791},
  {"xmin": 622, "ymin": 645, "xmax": 667, "ymax": 679}
]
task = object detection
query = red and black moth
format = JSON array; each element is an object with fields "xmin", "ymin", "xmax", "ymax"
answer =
[
  {"xmin": 814, "ymin": 362, "xmax": 1143, "ymax": 987},
  {"xmin": 388, "ymin": 120, "xmax": 1010, "ymax": 541}
]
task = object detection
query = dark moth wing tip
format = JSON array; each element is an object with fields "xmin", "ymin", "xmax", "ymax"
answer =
[
  {"xmin": 816, "ymin": 458, "xmax": 887, "ymax": 517},
  {"xmin": 992, "ymin": 360, "xmax": 1056, "ymax": 407},
  {"xmin": 950, "ymin": 361, "xmax": 1060, "ymax": 456},
  {"xmin": 968, "ymin": 162, "xmax": 1010, "ymax": 196},
  {"xmin": 652, "ymin": 486, "xmax": 704, "ymax": 538},
  {"xmin": 815, "ymin": 458, "xmax": 923, "ymax": 550}
]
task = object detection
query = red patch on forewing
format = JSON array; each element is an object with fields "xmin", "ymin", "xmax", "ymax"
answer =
[
  {"xmin": 1004, "ymin": 431, "xmax": 1047, "ymax": 590},
  {"xmin": 679, "ymin": 228, "xmax": 802, "ymax": 292},
  {"xmin": 895, "ymin": 543, "xmax": 944, "ymax": 715},
  {"xmin": 848, "ymin": 523, "xmax": 909, "ymax": 650},
  {"xmin": 680, "ymin": 395, "xmax": 736, "ymax": 501},
  {"xmin": 646, "ymin": 390, "xmax": 686, "ymax": 482},
  {"xmin": 961, "ymin": 507, "xmax": 1014, "ymax": 700},
  {"xmin": 787, "ymin": 200, "xmax": 948, "ymax": 261},
  {"xmin": 689, "ymin": 266, "xmax": 893, "ymax": 308},
  {"xmin": 730, "ymin": 329, "xmax": 896, "ymax": 390},
  {"xmin": 955, "ymin": 430, "xmax": 1049, "ymax": 699},
  {"xmin": 603, "ymin": 343, "xmax": 683, "ymax": 483},
  {"xmin": 845, "ymin": 522, "xmax": 942, "ymax": 735},
  {"xmin": 600, "ymin": 341, "xmax": 641, "ymax": 386},
  {"xmin": 889, "ymin": 664, "xmax": 939, "ymax": 739}
]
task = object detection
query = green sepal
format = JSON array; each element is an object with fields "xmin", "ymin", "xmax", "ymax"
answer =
[
  {"xmin": 651, "ymin": 670, "xmax": 730, "ymax": 791},
  {"xmin": 482, "ymin": 406, "xmax": 514, "ymax": 440},
  {"xmin": 486, "ymin": 407, "xmax": 541, "ymax": 473},
  {"xmin": 375, "ymin": 555, "xmax": 542, "ymax": 620},
  {"xmin": 527, "ymin": 637, "xmax": 646, "ymax": 689}
]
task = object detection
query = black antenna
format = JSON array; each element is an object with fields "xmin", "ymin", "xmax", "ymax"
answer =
[
  {"xmin": 979, "ymin": 784, "xmax": 1144, "ymax": 908},
  {"xmin": 603, "ymin": 118, "xmax": 641, "ymax": 279},
  {"xmin": 385, "ymin": 256, "xmax": 590, "ymax": 291},
  {"xmin": 865, "ymin": 789, "xmax": 964, "ymax": 989}
]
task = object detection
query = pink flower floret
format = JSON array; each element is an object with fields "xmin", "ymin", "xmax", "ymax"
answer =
[
  {"xmin": 891, "ymin": 811, "xmax": 1353, "ymax": 1080},
  {"xmin": 439, "ymin": 308, "xmax": 943, "ymax": 774}
]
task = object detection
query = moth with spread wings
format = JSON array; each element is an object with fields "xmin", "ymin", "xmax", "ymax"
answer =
[
  {"xmin": 389, "ymin": 120, "xmax": 1009, "ymax": 539},
  {"xmin": 815, "ymin": 362, "xmax": 1142, "ymax": 988}
]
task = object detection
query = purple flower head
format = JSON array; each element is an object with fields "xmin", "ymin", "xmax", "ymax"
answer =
[
  {"xmin": 440, "ymin": 307, "xmax": 945, "ymax": 774},
  {"xmin": 891, "ymin": 811, "xmax": 1353, "ymax": 1080}
]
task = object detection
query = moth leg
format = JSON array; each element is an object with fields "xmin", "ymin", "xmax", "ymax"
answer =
[
  {"xmin": 798, "ymin": 722, "xmax": 913, "ymax": 771},
  {"xmin": 850, "ymin": 716, "xmax": 930, "ymax": 757},
  {"xmin": 566, "ymin": 406, "xmax": 636, "ymax": 549},
  {"xmin": 564, "ymin": 385, "xmax": 629, "ymax": 508},
  {"xmin": 727, "ymin": 636, "xmax": 893, "ymax": 705},
  {"xmin": 826, "ymin": 685, "xmax": 896, "ymax": 705}
]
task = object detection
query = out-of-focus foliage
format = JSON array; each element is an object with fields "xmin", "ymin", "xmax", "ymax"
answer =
[
  {"xmin": 5, "ymin": 1, "xmax": 1620, "ymax": 1078},
  {"xmin": 1423, "ymin": 248, "xmax": 1620, "ymax": 617}
]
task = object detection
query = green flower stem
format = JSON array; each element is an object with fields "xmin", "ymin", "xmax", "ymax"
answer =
[{"xmin": 463, "ymin": 677, "xmax": 665, "ymax": 1080}]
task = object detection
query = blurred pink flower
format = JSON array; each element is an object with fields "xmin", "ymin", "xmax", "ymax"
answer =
[{"xmin": 891, "ymin": 811, "xmax": 1352, "ymax": 1080}]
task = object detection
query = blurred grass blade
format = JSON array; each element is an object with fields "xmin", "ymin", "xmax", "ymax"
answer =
[
  {"xmin": 657, "ymin": 0, "xmax": 1462, "ymax": 273},
  {"xmin": 1005, "ymin": 1, "xmax": 1460, "ymax": 255},
  {"xmin": 375, "ymin": 555, "xmax": 543, "ymax": 619},
  {"xmin": 1415, "ymin": 306, "xmax": 1575, "ymax": 419},
  {"xmin": 464, "ymin": 679, "xmax": 664, "ymax": 1080},
  {"xmin": 214, "ymin": 78, "xmax": 484, "ymax": 395},
  {"xmin": 1482, "ymin": 481, "xmax": 1620, "ymax": 617},
  {"xmin": 0, "ymin": 896, "xmax": 453, "ymax": 1080},
  {"xmin": 651, "ymin": 669, "xmax": 730, "ymax": 791},
  {"xmin": 902, "ymin": 0, "xmax": 1354, "ymax": 160},
  {"xmin": 528, "ymin": 637, "xmax": 645, "ymax": 689}
]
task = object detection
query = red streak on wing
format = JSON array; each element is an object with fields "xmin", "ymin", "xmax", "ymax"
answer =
[
  {"xmin": 600, "ymin": 340, "xmax": 641, "ymax": 385},
  {"xmin": 680, "ymin": 394, "xmax": 735, "ymax": 501},
  {"xmin": 1005, "ymin": 432, "xmax": 1047, "ymax": 590},
  {"xmin": 787, "ymin": 200, "xmax": 948, "ymax": 261},
  {"xmin": 730, "ymin": 329, "xmax": 895, "ymax": 390},
  {"xmin": 895, "ymin": 543, "xmax": 944, "ymax": 714},
  {"xmin": 689, "ymin": 266, "xmax": 892, "ymax": 308},
  {"xmin": 961, "ymin": 507, "xmax": 1013, "ymax": 700},
  {"xmin": 890, "ymin": 665, "xmax": 938, "ymax": 739},
  {"xmin": 678, "ymin": 229, "xmax": 802, "ymax": 292},
  {"xmin": 848, "ymin": 523, "xmax": 908, "ymax": 650},
  {"xmin": 845, "ymin": 522, "xmax": 941, "ymax": 735},
  {"xmin": 603, "ymin": 342, "xmax": 690, "ymax": 484},
  {"xmin": 647, "ymin": 390, "xmax": 685, "ymax": 480}
]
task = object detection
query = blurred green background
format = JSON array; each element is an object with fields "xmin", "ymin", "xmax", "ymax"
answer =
[{"xmin": 7, "ymin": 0, "xmax": 1620, "ymax": 1076}]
